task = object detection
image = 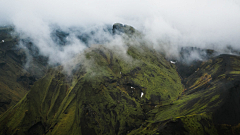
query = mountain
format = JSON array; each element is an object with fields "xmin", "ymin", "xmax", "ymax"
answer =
[
  {"xmin": 0, "ymin": 23, "xmax": 240, "ymax": 135},
  {"xmin": 129, "ymin": 54, "xmax": 240, "ymax": 135},
  {"xmin": 0, "ymin": 24, "xmax": 183, "ymax": 135},
  {"xmin": 0, "ymin": 27, "xmax": 47, "ymax": 115}
]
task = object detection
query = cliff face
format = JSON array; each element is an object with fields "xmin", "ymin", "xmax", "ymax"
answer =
[{"xmin": 1, "ymin": 24, "xmax": 240, "ymax": 135}]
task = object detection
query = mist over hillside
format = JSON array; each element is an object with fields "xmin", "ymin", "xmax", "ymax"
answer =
[
  {"xmin": 2, "ymin": 1, "xmax": 240, "ymax": 135},
  {"xmin": 0, "ymin": 0, "xmax": 240, "ymax": 71}
]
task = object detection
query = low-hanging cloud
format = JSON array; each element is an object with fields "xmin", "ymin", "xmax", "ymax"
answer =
[{"xmin": 1, "ymin": 0, "xmax": 240, "ymax": 68}]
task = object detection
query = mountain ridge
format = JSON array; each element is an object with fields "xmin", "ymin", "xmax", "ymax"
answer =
[{"xmin": 1, "ymin": 23, "xmax": 240, "ymax": 135}]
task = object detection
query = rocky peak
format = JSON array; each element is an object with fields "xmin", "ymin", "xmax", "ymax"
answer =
[{"xmin": 112, "ymin": 23, "xmax": 136, "ymax": 35}]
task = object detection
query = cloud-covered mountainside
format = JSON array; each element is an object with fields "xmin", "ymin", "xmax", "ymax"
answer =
[
  {"xmin": 0, "ymin": 27, "xmax": 47, "ymax": 114},
  {"xmin": 1, "ymin": 22, "xmax": 240, "ymax": 135},
  {"xmin": 1, "ymin": 0, "xmax": 240, "ymax": 135},
  {"xmin": 1, "ymin": 0, "xmax": 240, "ymax": 66},
  {"xmin": 0, "ymin": 25, "xmax": 184, "ymax": 134}
]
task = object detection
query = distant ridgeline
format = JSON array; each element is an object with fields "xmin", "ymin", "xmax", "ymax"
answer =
[{"xmin": 0, "ymin": 23, "xmax": 240, "ymax": 135}]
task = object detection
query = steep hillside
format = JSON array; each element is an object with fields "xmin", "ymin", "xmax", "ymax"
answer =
[
  {"xmin": 0, "ymin": 27, "xmax": 47, "ymax": 114},
  {"xmin": 1, "ymin": 23, "xmax": 240, "ymax": 135},
  {"xmin": 0, "ymin": 41, "xmax": 183, "ymax": 135},
  {"xmin": 129, "ymin": 54, "xmax": 240, "ymax": 135}
]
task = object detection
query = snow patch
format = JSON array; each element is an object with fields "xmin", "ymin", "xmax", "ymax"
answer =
[
  {"xmin": 131, "ymin": 86, "xmax": 135, "ymax": 89},
  {"xmin": 170, "ymin": 61, "xmax": 176, "ymax": 64},
  {"xmin": 141, "ymin": 92, "xmax": 144, "ymax": 98},
  {"xmin": 2, "ymin": 40, "xmax": 4, "ymax": 42}
]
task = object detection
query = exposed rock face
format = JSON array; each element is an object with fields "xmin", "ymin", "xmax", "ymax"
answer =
[{"xmin": 113, "ymin": 23, "xmax": 136, "ymax": 35}]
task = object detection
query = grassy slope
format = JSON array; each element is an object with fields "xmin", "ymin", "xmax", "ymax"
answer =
[
  {"xmin": 0, "ymin": 27, "xmax": 29, "ymax": 114},
  {"xmin": 129, "ymin": 54, "xmax": 240, "ymax": 135},
  {"xmin": 2, "ymin": 23, "xmax": 240, "ymax": 135},
  {"xmin": 0, "ymin": 27, "xmax": 47, "ymax": 115},
  {"xmin": 0, "ymin": 42, "xmax": 183, "ymax": 135}
]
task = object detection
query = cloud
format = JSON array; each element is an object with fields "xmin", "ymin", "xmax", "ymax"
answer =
[{"xmin": 0, "ymin": 0, "xmax": 240, "ymax": 67}]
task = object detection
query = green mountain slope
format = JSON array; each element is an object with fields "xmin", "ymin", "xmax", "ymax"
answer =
[
  {"xmin": 0, "ymin": 27, "xmax": 47, "ymax": 115},
  {"xmin": 0, "ymin": 41, "xmax": 183, "ymax": 135},
  {"xmin": 1, "ymin": 23, "xmax": 240, "ymax": 135},
  {"xmin": 129, "ymin": 54, "xmax": 240, "ymax": 135}
]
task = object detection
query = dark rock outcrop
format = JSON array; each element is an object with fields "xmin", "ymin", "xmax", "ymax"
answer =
[{"xmin": 113, "ymin": 23, "xmax": 136, "ymax": 35}]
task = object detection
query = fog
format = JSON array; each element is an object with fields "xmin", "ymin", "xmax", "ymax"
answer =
[{"xmin": 1, "ymin": 0, "xmax": 240, "ymax": 68}]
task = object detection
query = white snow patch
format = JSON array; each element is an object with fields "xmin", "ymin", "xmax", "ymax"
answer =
[
  {"xmin": 2, "ymin": 40, "xmax": 4, "ymax": 42},
  {"xmin": 131, "ymin": 86, "xmax": 134, "ymax": 89},
  {"xmin": 141, "ymin": 92, "xmax": 144, "ymax": 98},
  {"xmin": 170, "ymin": 61, "xmax": 176, "ymax": 64}
]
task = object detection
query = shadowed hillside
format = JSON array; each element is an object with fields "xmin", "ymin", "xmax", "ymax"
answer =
[
  {"xmin": 0, "ymin": 27, "xmax": 48, "ymax": 114},
  {"xmin": 129, "ymin": 54, "xmax": 240, "ymax": 135}
]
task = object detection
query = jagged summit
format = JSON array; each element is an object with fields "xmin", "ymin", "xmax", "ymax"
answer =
[{"xmin": 112, "ymin": 23, "xmax": 136, "ymax": 35}]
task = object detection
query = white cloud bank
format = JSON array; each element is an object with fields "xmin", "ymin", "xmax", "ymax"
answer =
[{"xmin": 0, "ymin": 0, "xmax": 240, "ymax": 65}]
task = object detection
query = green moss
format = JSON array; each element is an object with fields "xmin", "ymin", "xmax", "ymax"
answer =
[
  {"xmin": 180, "ymin": 114, "xmax": 218, "ymax": 135},
  {"xmin": 218, "ymin": 74, "xmax": 226, "ymax": 79},
  {"xmin": 210, "ymin": 95, "xmax": 220, "ymax": 102},
  {"xmin": 229, "ymin": 71, "xmax": 240, "ymax": 74}
]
